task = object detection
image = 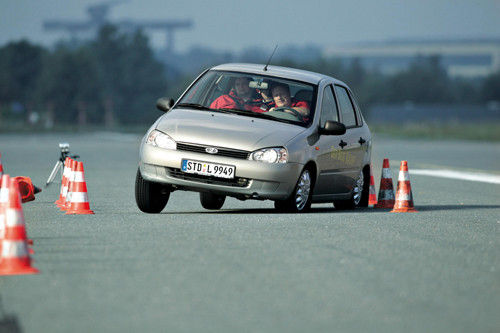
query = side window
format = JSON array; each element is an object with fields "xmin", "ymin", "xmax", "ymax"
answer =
[
  {"xmin": 320, "ymin": 85, "xmax": 339, "ymax": 127},
  {"xmin": 334, "ymin": 85, "xmax": 358, "ymax": 127}
]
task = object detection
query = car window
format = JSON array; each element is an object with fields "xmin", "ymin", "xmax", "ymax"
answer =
[
  {"xmin": 334, "ymin": 85, "xmax": 358, "ymax": 127},
  {"xmin": 178, "ymin": 70, "xmax": 317, "ymax": 127},
  {"xmin": 181, "ymin": 71, "xmax": 220, "ymax": 105},
  {"xmin": 320, "ymin": 85, "xmax": 339, "ymax": 127}
]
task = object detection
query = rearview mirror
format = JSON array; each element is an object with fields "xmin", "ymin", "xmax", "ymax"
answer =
[
  {"xmin": 320, "ymin": 121, "xmax": 346, "ymax": 136},
  {"xmin": 249, "ymin": 81, "xmax": 269, "ymax": 90},
  {"xmin": 156, "ymin": 98, "xmax": 174, "ymax": 113}
]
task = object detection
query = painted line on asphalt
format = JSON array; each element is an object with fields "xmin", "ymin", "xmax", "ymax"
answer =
[{"xmin": 410, "ymin": 169, "xmax": 500, "ymax": 185}]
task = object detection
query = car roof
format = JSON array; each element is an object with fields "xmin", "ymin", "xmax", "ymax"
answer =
[{"xmin": 210, "ymin": 63, "xmax": 345, "ymax": 86}]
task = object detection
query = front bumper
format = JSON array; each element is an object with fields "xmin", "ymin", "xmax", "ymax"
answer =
[{"xmin": 139, "ymin": 144, "xmax": 303, "ymax": 201}]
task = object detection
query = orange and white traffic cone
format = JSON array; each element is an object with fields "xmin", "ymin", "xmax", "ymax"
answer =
[
  {"xmin": 368, "ymin": 164, "xmax": 378, "ymax": 206},
  {"xmin": 375, "ymin": 158, "xmax": 395, "ymax": 209},
  {"xmin": 65, "ymin": 161, "xmax": 94, "ymax": 215},
  {"xmin": 55, "ymin": 157, "xmax": 71, "ymax": 207},
  {"xmin": 61, "ymin": 159, "xmax": 77, "ymax": 211},
  {"xmin": 0, "ymin": 178, "xmax": 39, "ymax": 275},
  {"xmin": 13, "ymin": 176, "xmax": 42, "ymax": 203},
  {"xmin": 0, "ymin": 174, "xmax": 11, "ymax": 254},
  {"xmin": 391, "ymin": 161, "xmax": 417, "ymax": 213}
]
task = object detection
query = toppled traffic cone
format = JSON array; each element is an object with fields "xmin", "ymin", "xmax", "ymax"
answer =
[
  {"xmin": 0, "ymin": 178, "xmax": 39, "ymax": 275},
  {"xmin": 55, "ymin": 157, "xmax": 71, "ymax": 207},
  {"xmin": 65, "ymin": 161, "xmax": 94, "ymax": 215},
  {"xmin": 391, "ymin": 161, "xmax": 417, "ymax": 213},
  {"xmin": 13, "ymin": 176, "xmax": 42, "ymax": 203},
  {"xmin": 368, "ymin": 164, "xmax": 378, "ymax": 206},
  {"xmin": 375, "ymin": 159, "xmax": 395, "ymax": 209}
]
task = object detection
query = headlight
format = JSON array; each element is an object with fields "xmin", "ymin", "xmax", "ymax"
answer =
[
  {"xmin": 249, "ymin": 147, "xmax": 288, "ymax": 163},
  {"xmin": 146, "ymin": 130, "xmax": 176, "ymax": 150}
]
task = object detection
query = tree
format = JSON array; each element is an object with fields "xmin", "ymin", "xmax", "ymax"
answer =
[
  {"xmin": 90, "ymin": 25, "xmax": 167, "ymax": 125},
  {"xmin": 385, "ymin": 55, "xmax": 453, "ymax": 103},
  {"xmin": 0, "ymin": 40, "xmax": 45, "ymax": 116},
  {"xmin": 481, "ymin": 71, "xmax": 500, "ymax": 102},
  {"xmin": 35, "ymin": 46, "xmax": 100, "ymax": 125}
]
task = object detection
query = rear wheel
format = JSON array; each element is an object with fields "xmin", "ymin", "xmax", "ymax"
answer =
[
  {"xmin": 334, "ymin": 169, "xmax": 367, "ymax": 210},
  {"xmin": 200, "ymin": 192, "xmax": 226, "ymax": 210},
  {"xmin": 135, "ymin": 168, "xmax": 170, "ymax": 213},
  {"xmin": 274, "ymin": 168, "xmax": 313, "ymax": 213}
]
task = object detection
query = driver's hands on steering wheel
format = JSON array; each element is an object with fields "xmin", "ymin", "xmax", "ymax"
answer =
[{"xmin": 269, "ymin": 106, "xmax": 304, "ymax": 120}]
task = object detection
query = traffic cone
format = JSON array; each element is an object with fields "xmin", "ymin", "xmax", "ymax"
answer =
[
  {"xmin": 65, "ymin": 161, "xmax": 94, "ymax": 215},
  {"xmin": 0, "ymin": 153, "xmax": 3, "ymax": 178},
  {"xmin": 55, "ymin": 157, "xmax": 71, "ymax": 207},
  {"xmin": 61, "ymin": 159, "xmax": 77, "ymax": 211},
  {"xmin": 375, "ymin": 159, "xmax": 395, "ymax": 209},
  {"xmin": 0, "ymin": 178, "xmax": 39, "ymax": 275},
  {"xmin": 391, "ymin": 161, "xmax": 417, "ymax": 213},
  {"xmin": 13, "ymin": 176, "xmax": 42, "ymax": 203},
  {"xmin": 368, "ymin": 164, "xmax": 378, "ymax": 206},
  {"xmin": 0, "ymin": 174, "xmax": 11, "ymax": 253}
]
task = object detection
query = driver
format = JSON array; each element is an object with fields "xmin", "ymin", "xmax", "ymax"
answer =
[{"xmin": 269, "ymin": 83, "xmax": 310, "ymax": 119}]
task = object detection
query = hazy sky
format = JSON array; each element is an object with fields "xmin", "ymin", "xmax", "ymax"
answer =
[{"xmin": 1, "ymin": 0, "xmax": 499, "ymax": 53}]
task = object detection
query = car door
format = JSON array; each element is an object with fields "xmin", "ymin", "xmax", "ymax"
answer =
[
  {"xmin": 332, "ymin": 84, "xmax": 369, "ymax": 192},
  {"xmin": 315, "ymin": 84, "xmax": 347, "ymax": 196}
]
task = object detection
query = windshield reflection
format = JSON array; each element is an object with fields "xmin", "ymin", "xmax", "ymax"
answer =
[{"xmin": 178, "ymin": 71, "xmax": 316, "ymax": 126}]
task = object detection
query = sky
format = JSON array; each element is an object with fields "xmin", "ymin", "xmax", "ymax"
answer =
[{"xmin": 0, "ymin": 0, "xmax": 499, "ymax": 54}]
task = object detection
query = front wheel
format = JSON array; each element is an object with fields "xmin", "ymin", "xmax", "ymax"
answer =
[
  {"xmin": 200, "ymin": 192, "xmax": 226, "ymax": 210},
  {"xmin": 135, "ymin": 168, "xmax": 170, "ymax": 213},
  {"xmin": 274, "ymin": 168, "xmax": 313, "ymax": 213}
]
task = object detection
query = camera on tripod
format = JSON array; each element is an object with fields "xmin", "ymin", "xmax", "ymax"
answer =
[
  {"xmin": 59, "ymin": 142, "xmax": 70, "ymax": 154},
  {"xmin": 46, "ymin": 142, "xmax": 79, "ymax": 187}
]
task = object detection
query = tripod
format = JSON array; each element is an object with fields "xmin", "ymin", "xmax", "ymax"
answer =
[{"xmin": 45, "ymin": 143, "xmax": 79, "ymax": 188}]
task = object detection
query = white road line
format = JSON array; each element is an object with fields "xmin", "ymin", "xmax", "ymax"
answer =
[{"xmin": 410, "ymin": 169, "xmax": 500, "ymax": 185}]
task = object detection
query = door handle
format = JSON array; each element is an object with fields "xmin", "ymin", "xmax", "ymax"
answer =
[
  {"xmin": 358, "ymin": 137, "xmax": 366, "ymax": 145},
  {"xmin": 339, "ymin": 140, "xmax": 347, "ymax": 149}
]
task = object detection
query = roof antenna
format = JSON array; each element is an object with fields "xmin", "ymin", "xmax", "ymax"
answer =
[{"xmin": 264, "ymin": 44, "xmax": 278, "ymax": 71}]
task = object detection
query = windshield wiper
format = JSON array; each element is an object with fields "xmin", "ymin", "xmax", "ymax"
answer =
[
  {"xmin": 218, "ymin": 108, "xmax": 287, "ymax": 121},
  {"xmin": 176, "ymin": 103, "xmax": 213, "ymax": 111}
]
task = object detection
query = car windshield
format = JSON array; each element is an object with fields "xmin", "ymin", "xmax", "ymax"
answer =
[{"xmin": 177, "ymin": 70, "xmax": 317, "ymax": 127}]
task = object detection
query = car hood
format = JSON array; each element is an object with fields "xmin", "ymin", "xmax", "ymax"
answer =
[{"xmin": 155, "ymin": 109, "xmax": 306, "ymax": 151}]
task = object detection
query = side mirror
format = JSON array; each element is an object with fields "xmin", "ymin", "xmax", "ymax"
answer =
[
  {"xmin": 156, "ymin": 98, "xmax": 174, "ymax": 113},
  {"xmin": 319, "ymin": 120, "xmax": 346, "ymax": 136}
]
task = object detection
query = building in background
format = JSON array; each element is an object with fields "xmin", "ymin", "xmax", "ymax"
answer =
[{"xmin": 324, "ymin": 39, "xmax": 500, "ymax": 78}]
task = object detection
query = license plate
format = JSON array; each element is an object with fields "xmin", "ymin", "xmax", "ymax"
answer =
[{"xmin": 181, "ymin": 159, "xmax": 235, "ymax": 179}]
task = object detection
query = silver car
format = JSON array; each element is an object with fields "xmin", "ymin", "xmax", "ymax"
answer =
[{"xmin": 135, "ymin": 63, "xmax": 372, "ymax": 213}]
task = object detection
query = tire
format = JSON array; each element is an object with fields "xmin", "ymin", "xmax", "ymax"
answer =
[
  {"xmin": 135, "ymin": 168, "xmax": 170, "ymax": 213},
  {"xmin": 334, "ymin": 168, "xmax": 366, "ymax": 210},
  {"xmin": 200, "ymin": 192, "xmax": 226, "ymax": 210},
  {"xmin": 274, "ymin": 168, "xmax": 313, "ymax": 213}
]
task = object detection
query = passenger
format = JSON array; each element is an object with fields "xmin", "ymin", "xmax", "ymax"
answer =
[
  {"xmin": 269, "ymin": 82, "xmax": 310, "ymax": 119},
  {"xmin": 210, "ymin": 77, "xmax": 273, "ymax": 112}
]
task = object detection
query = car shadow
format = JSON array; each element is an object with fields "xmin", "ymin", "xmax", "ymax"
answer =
[{"xmin": 159, "ymin": 204, "xmax": 500, "ymax": 215}]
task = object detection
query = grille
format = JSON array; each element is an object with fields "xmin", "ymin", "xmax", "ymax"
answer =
[
  {"xmin": 167, "ymin": 168, "xmax": 250, "ymax": 187},
  {"xmin": 177, "ymin": 143, "xmax": 250, "ymax": 160}
]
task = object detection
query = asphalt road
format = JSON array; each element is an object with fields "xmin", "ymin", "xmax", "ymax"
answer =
[{"xmin": 0, "ymin": 132, "xmax": 499, "ymax": 333}]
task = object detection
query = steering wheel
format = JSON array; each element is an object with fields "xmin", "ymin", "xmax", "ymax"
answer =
[{"xmin": 271, "ymin": 106, "xmax": 303, "ymax": 120}]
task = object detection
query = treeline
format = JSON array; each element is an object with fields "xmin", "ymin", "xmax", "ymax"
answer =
[
  {"xmin": 1, "ymin": 25, "xmax": 499, "ymax": 128},
  {"xmin": 0, "ymin": 25, "xmax": 167, "ymax": 128}
]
